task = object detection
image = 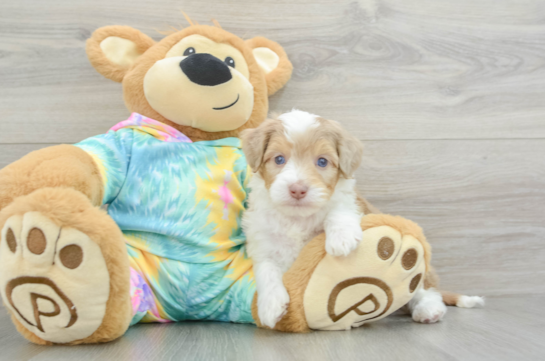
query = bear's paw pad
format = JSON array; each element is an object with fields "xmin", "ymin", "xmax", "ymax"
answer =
[
  {"xmin": 304, "ymin": 224, "xmax": 426, "ymax": 331},
  {"xmin": 0, "ymin": 212, "xmax": 110, "ymax": 343}
]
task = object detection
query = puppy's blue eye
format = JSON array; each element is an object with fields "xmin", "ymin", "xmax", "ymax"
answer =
[
  {"xmin": 317, "ymin": 158, "xmax": 328, "ymax": 167},
  {"xmin": 275, "ymin": 156, "xmax": 286, "ymax": 165}
]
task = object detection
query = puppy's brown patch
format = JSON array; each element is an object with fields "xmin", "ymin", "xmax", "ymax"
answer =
[
  {"xmin": 240, "ymin": 118, "xmax": 284, "ymax": 172},
  {"xmin": 261, "ymin": 132, "xmax": 293, "ymax": 188}
]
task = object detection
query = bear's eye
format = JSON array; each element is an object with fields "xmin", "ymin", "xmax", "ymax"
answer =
[
  {"xmin": 224, "ymin": 57, "xmax": 235, "ymax": 68},
  {"xmin": 183, "ymin": 47, "xmax": 195, "ymax": 56}
]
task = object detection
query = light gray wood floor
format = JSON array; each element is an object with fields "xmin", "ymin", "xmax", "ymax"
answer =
[
  {"xmin": 0, "ymin": 0, "xmax": 544, "ymax": 359},
  {"xmin": 1, "ymin": 295, "xmax": 544, "ymax": 361}
]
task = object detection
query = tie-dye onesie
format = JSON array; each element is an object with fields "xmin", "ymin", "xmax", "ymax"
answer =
[{"xmin": 75, "ymin": 113, "xmax": 255, "ymax": 325}]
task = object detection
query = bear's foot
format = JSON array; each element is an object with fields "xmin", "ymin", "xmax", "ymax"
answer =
[
  {"xmin": 0, "ymin": 188, "xmax": 132, "ymax": 344},
  {"xmin": 253, "ymin": 214, "xmax": 432, "ymax": 332}
]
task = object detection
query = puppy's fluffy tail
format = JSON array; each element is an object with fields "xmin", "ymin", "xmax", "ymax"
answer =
[{"xmin": 441, "ymin": 290, "xmax": 485, "ymax": 308}]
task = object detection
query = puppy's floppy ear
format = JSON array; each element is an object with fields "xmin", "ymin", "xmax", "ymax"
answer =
[
  {"xmin": 241, "ymin": 119, "xmax": 278, "ymax": 172},
  {"xmin": 86, "ymin": 26, "xmax": 156, "ymax": 82},
  {"xmin": 335, "ymin": 123, "xmax": 364, "ymax": 178},
  {"xmin": 245, "ymin": 37, "xmax": 293, "ymax": 96}
]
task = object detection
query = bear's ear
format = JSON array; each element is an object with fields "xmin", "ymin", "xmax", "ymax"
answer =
[
  {"xmin": 86, "ymin": 26, "xmax": 156, "ymax": 82},
  {"xmin": 246, "ymin": 37, "xmax": 293, "ymax": 96}
]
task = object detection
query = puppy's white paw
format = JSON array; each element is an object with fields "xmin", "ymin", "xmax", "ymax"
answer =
[
  {"xmin": 457, "ymin": 295, "xmax": 485, "ymax": 308},
  {"xmin": 411, "ymin": 298, "xmax": 447, "ymax": 324},
  {"xmin": 325, "ymin": 222, "xmax": 363, "ymax": 257},
  {"xmin": 258, "ymin": 286, "xmax": 290, "ymax": 329}
]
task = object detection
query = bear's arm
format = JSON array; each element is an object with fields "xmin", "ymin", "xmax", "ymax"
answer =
[
  {"xmin": 0, "ymin": 144, "xmax": 104, "ymax": 210},
  {"xmin": 0, "ymin": 128, "xmax": 135, "ymax": 211}
]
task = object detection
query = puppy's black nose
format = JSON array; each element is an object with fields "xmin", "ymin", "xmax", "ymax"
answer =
[{"xmin": 180, "ymin": 53, "xmax": 232, "ymax": 86}]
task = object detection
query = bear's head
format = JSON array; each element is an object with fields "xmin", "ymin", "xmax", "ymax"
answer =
[{"xmin": 86, "ymin": 24, "xmax": 292, "ymax": 141}]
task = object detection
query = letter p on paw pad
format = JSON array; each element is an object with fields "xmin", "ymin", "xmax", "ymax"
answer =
[{"xmin": 303, "ymin": 217, "xmax": 428, "ymax": 331}]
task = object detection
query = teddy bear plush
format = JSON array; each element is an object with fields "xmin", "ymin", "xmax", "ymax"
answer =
[{"xmin": 0, "ymin": 23, "xmax": 433, "ymax": 345}]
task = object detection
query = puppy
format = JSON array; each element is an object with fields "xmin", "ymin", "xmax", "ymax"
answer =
[{"xmin": 241, "ymin": 110, "xmax": 365, "ymax": 328}]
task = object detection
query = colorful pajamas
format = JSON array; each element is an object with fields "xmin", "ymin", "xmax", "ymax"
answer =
[{"xmin": 75, "ymin": 113, "xmax": 255, "ymax": 325}]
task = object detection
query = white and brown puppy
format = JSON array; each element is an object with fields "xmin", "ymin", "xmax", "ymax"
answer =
[
  {"xmin": 242, "ymin": 110, "xmax": 485, "ymax": 328},
  {"xmin": 241, "ymin": 110, "xmax": 365, "ymax": 328}
]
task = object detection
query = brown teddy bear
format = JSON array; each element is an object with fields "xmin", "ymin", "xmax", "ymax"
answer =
[{"xmin": 0, "ymin": 22, "xmax": 444, "ymax": 345}]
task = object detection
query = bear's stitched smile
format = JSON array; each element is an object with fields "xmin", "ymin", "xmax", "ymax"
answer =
[{"xmin": 213, "ymin": 94, "xmax": 240, "ymax": 110}]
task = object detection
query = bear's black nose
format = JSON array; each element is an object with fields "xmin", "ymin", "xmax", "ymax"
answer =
[{"xmin": 180, "ymin": 53, "xmax": 232, "ymax": 86}]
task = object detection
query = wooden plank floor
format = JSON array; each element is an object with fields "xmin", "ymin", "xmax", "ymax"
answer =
[
  {"xmin": 1, "ymin": 295, "xmax": 544, "ymax": 361},
  {"xmin": 0, "ymin": 0, "xmax": 544, "ymax": 359}
]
